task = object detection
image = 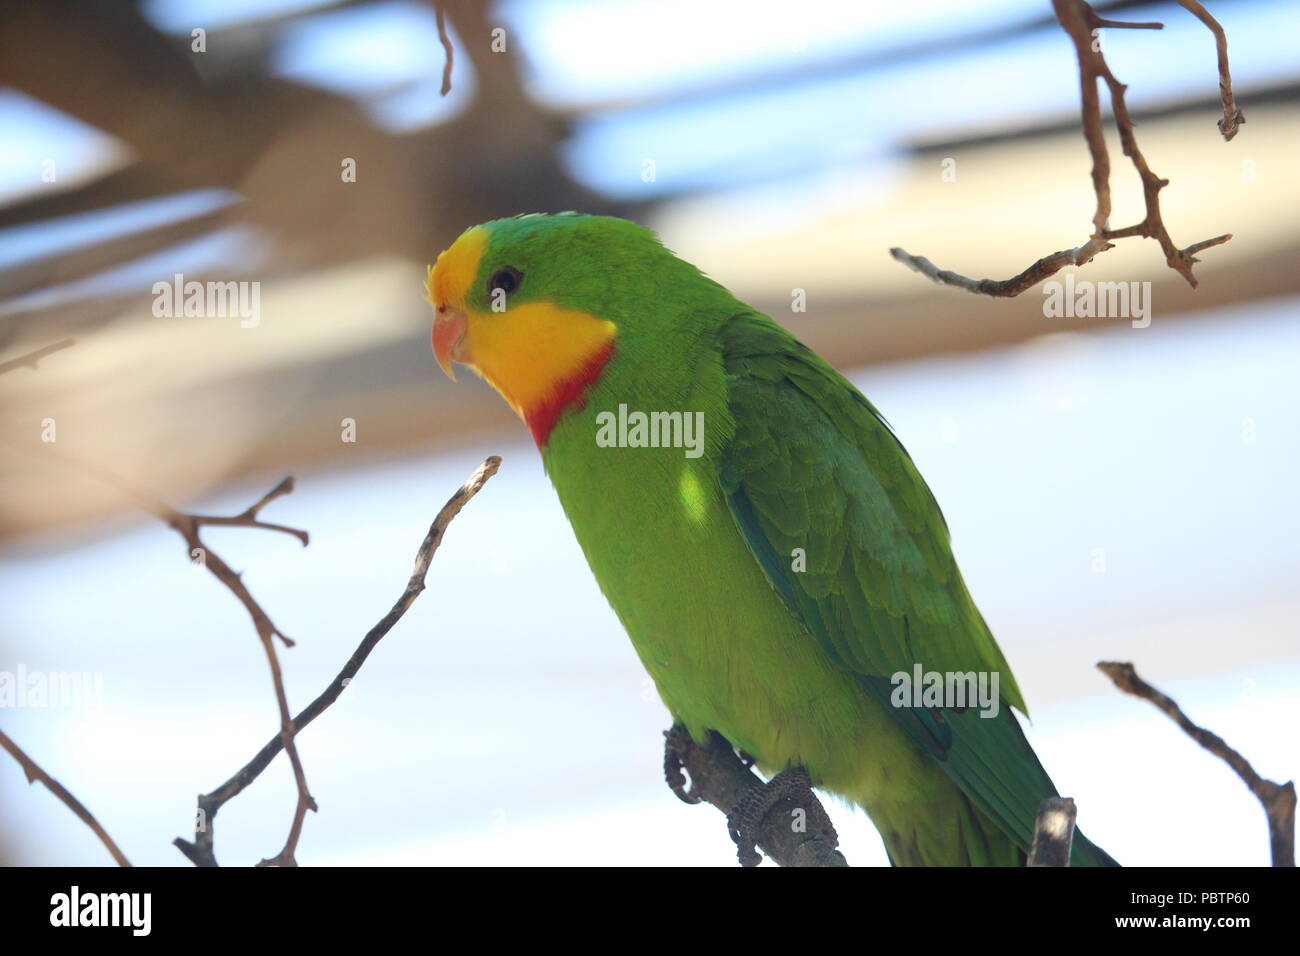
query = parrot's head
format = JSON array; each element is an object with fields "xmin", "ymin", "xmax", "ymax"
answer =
[{"xmin": 425, "ymin": 212, "xmax": 715, "ymax": 446}]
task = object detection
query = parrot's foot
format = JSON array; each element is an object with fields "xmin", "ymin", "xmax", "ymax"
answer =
[
  {"xmin": 663, "ymin": 725, "xmax": 702, "ymax": 805},
  {"xmin": 727, "ymin": 766, "xmax": 835, "ymax": 867}
]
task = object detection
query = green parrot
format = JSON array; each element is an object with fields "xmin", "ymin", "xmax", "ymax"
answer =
[{"xmin": 426, "ymin": 212, "xmax": 1117, "ymax": 867}]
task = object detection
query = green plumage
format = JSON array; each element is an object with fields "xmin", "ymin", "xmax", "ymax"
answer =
[{"xmin": 465, "ymin": 213, "xmax": 1116, "ymax": 866}]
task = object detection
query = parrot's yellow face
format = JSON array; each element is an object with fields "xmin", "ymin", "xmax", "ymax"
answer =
[
  {"xmin": 425, "ymin": 223, "xmax": 616, "ymax": 439},
  {"xmin": 425, "ymin": 225, "xmax": 488, "ymax": 382}
]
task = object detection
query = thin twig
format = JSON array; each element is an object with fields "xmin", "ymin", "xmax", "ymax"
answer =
[
  {"xmin": 890, "ymin": 237, "xmax": 1112, "ymax": 297},
  {"xmin": 0, "ymin": 728, "xmax": 131, "ymax": 866},
  {"xmin": 0, "ymin": 338, "xmax": 76, "ymax": 376},
  {"xmin": 434, "ymin": 1, "xmax": 454, "ymax": 96},
  {"xmin": 1175, "ymin": 0, "xmax": 1246, "ymax": 140},
  {"xmin": 1065, "ymin": 0, "xmax": 1230, "ymax": 288},
  {"xmin": 174, "ymin": 456, "xmax": 501, "ymax": 866},
  {"xmin": 1098, "ymin": 661, "xmax": 1296, "ymax": 867},
  {"xmin": 159, "ymin": 477, "xmax": 316, "ymax": 866},
  {"xmin": 26, "ymin": 445, "xmax": 305, "ymax": 649},
  {"xmin": 183, "ymin": 475, "xmax": 309, "ymax": 546},
  {"xmin": 663, "ymin": 726, "xmax": 848, "ymax": 867},
  {"xmin": 1092, "ymin": 17, "xmax": 1163, "ymax": 30},
  {"xmin": 1027, "ymin": 796, "xmax": 1077, "ymax": 867}
]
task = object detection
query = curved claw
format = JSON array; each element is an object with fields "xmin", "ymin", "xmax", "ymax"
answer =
[{"xmin": 663, "ymin": 726, "xmax": 702, "ymax": 805}]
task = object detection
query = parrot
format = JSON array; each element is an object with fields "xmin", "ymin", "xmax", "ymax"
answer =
[{"xmin": 425, "ymin": 212, "xmax": 1118, "ymax": 867}]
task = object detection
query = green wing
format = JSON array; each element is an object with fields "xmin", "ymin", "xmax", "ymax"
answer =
[{"xmin": 716, "ymin": 311, "xmax": 1057, "ymax": 854}]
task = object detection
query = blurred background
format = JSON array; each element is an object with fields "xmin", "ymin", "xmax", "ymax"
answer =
[{"xmin": 0, "ymin": 0, "xmax": 1296, "ymax": 866}]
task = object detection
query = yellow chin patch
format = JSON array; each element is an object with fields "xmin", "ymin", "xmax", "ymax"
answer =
[
  {"xmin": 426, "ymin": 223, "xmax": 616, "ymax": 429},
  {"xmin": 426, "ymin": 225, "xmax": 488, "ymax": 308},
  {"xmin": 466, "ymin": 302, "xmax": 616, "ymax": 420}
]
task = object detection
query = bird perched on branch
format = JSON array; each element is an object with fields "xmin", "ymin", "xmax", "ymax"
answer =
[{"xmin": 426, "ymin": 213, "xmax": 1117, "ymax": 867}]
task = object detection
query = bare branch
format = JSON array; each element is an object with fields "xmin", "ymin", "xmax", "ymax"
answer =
[
  {"xmin": 158, "ymin": 478, "xmax": 317, "ymax": 867},
  {"xmin": 25, "ymin": 446, "xmax": 307, "ymax": 647},
  {"xmin": 1091, "ymin": 17, "xmax": 1163, "ymax": 30},
  {"xmin": 185, "ymin": 476, "xmax": 309, "ymax": 546},
  {"xmin": 1183, "ymin": 232, "xmax": 1234, "ymax": 257},
  {"xmin": 162, "ymin": 485, "xmax": 306, "ymax": 656},
  {"xmin": 1098, "ymin": 661, "xmax": 1296, "ymax": 867},
  {"xmin": 1175, "ymin": 0, "xmax": 1246, "ymax": 140},
  {"xmin": 0, "ymin": 728, "xmax": 131, "ymax": 866},
  {"xmin": 889, "ymin": 237, "xmax": 1112, "ymax": 297},
  {"xmin": 663, "ymin": 725, "xmax": 848, "ymax": 867},
  {"xmin": 1027, "ymin": 796, "xmax": 1077, "ymax": 867},
  {"xmin": 892, "ymin": 0, "xmax": 1242, "ymax": 295},
  {"xmin": 174, "ymin": 456, "xmax": 501, "ymax": 866}
]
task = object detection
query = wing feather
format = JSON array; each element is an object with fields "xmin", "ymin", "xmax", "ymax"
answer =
[{"xmin": 716, "ymin": 312, "xmax": 1058, "ymax": 849}]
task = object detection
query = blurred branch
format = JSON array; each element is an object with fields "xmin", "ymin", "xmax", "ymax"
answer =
[
  {"xmin": 0, "ymin": 206, "xmax": 235, "ymax": 303},
  {"xmin": 175, "ymin": 455, "xmax": 501, "ymax": 866},
  {"xmin": 1027, "ymin": 796, "xmax": 1077, "ymax": 867},
  {"xmin": 1098, "ymin": 661, "xmax": 1296, "ymax": 867},
  {"xmin": 663, "ymin": 725, "xmax": 848, "ymax": 867},
  {"xmin": 892, "ymin": 0, "xmax": 1242, "ymax": 295},
  {"xmin": 0, "ymin": 728, "xmax": 132, "ymax": 866},
  {"xmin": 0, "ymin": 0, "xmax": 629, "ymax": 342},
  {"xmin": 0, "ymin": 166, "xmax": 181, "ymax": 232},
  {"xmin": 434, "ymin": 0, "xmax": 455, "ymax": 96},
  {"xmin": 0, "ymin": 338, "xmax": 76, "ymax": 376}
]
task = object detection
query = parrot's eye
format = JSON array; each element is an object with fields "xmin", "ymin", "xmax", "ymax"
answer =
[{"xmin": 488, "ymin": 266, "xmax": 523, "ymax": 299}]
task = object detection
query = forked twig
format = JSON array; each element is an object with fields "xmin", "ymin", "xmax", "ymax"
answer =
[
  {"xmin": 174, "ymin": 456, "xmax": 501, "ymax": 866},
  {"xmin": 893, "ymin": 0, "xmax": 1242, "ymax": 295},
  {"xmin": 8, "ymin": 440, "xmax": 316, "ymax": 865}
]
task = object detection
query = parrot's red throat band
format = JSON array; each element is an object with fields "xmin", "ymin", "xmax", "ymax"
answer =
[{"xmin": 525, "ymin": 341, "xmax": 615, "ymax": 448}]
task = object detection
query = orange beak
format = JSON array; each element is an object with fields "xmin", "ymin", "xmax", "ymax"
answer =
[{"xmin": 431, "ymin": 305, "xmax": 470, "ymax": 382}]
